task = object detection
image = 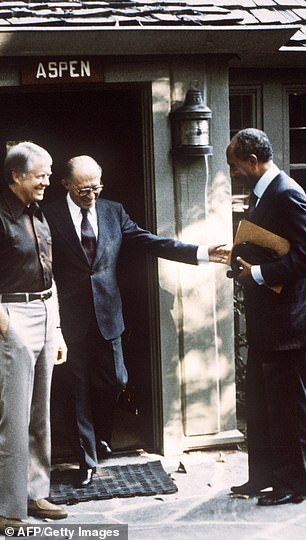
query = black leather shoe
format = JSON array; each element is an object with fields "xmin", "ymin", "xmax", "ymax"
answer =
[
  {"xmin": 76, "ymin": 467, "xmax": 96, "ymax": 488},
  {"xmin": 257, "ymin": 493, "xmax": 306, "ymax": 506},
  {"xmin": 230, "ymin": 481, "xmax": 272, "ymax": 496},
  {"xmin": 97, "ymin": 440, "xmax": 112, "ymax": 458}
]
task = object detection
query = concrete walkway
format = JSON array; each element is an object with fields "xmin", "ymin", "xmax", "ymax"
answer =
[{"xmin": 42, "ymin": 449, "xmax": 306, "ymax": 540}]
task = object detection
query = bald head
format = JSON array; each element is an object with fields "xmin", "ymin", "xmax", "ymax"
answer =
[
  {"xmin": 65, "ymin": 155, "xmax": 102, "ymax": 182},
  {"xmin": 62, "ymin": 155, "xmax": 103, "ymax": 209}
]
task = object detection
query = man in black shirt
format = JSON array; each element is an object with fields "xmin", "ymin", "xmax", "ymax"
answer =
[{"xmin": 0, "ymin": 142, "xmax": 67, "ymax": 533}]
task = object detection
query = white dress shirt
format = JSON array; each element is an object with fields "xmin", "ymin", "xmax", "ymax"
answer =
[
  {"xmin": 197, "ymin": 245, "xmax": 209, "ymax": 263},
  {"xmin": 66, "ymin": 193, "xmax": 98, "ymax": 240}
]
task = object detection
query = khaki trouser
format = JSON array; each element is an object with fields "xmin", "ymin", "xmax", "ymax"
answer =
[{"xmin": 0, "ymin": 297, "xmax": 57, "ymax": 519}]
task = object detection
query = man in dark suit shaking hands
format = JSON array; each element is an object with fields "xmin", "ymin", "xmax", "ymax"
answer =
[
  {"xmin": 227, "ymin": 128, "xmax": 306, "ymax": 505},
  {"xmin": 44, "ymin": 155, "xmax": 229, "ymax": 487}
]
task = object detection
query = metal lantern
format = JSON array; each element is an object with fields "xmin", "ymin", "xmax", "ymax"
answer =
[{"xmin": 170, "ymin": 86, "xmax": 213, "ymax": 156}]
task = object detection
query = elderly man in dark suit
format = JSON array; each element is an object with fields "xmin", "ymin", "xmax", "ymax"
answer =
[
  {"xmin": 227, "ymin": 128, "xmax": 306, "ymax": 506},
  {"xmin": 43, "ymin": 154, "xmax": 229, "ymax": 487}
]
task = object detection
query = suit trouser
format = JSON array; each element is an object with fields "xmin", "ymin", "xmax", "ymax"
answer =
[
  {"xmin": 0, "ymin": 298, "xmax": 57, "ymax": 519},
  {"xmin": 246, "ymin": 347, "xmax": 306, "ymax": 493},
  {"xmin": 66, "ymin": 315, "xmax": 128, "ymax": 469}
]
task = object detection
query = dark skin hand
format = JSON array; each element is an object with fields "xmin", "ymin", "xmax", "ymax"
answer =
[{"xmin": 234, "ymin": 256, "xmax": 256, "ymax": 286}]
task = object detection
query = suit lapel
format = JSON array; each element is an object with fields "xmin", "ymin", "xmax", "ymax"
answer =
[
  {"xmin": 48, "ymin": 197, "xmax": 89, "ymax": 265},
  {"xmin": 93, "ymin": 199, "xmax": 112, "ymax": 267},
  {"xmin": 251, "ymin": 173, "xmax": 281, "ymax": 225},
  {"xmin": 47, "ymin": 197, "xmax": 116, "ymax": 268}
]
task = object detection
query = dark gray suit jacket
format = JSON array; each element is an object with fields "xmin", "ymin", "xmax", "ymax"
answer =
[
  {"xmin": 243, "ymin": 171, "xmax": 306, "ymax": 351},
  {"xmin": 43, "ymin": 197, "xmax": 198, "ymax": 343}
]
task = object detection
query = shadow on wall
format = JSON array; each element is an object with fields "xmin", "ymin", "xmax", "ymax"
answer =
[{"xmin": 160, "ymin": 259, "xmax": 237, "ymax": 443}]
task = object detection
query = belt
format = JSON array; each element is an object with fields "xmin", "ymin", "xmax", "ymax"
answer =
[{"xmin": 0, "ymin": 290, "xmax": 52, "ymax": 303}]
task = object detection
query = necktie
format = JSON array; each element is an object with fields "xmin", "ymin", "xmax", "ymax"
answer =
[
  {"xmin": 81, "ymin": 208, "xmax": 96, "ymax": 265},
  {"xmin": 247, "ymin": 190, "xmax": 258, "ymax": 219}
]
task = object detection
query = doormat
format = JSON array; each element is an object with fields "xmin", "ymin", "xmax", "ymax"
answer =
[{"xmin": 49, "ymin": 460, "xmax": 178, "ymax": 505}]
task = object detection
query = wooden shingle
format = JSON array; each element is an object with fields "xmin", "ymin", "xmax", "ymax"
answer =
[{"xmin": 0, "ymin": 0, "xmax": 304, "ymax": 48}]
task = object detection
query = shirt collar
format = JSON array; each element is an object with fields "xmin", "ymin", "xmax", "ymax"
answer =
[
  {"xmin": 66, "ymin": 192, "xmax": 96, "ymax": 218},
  {"xmin": 3, "ymin": 186, "xmax": 43, "ymax": 221},
  {"xmin": 254, "ymin": 163, "xmax": 280, "ymax": 199},
  {"xmin": 27, "ymin": 203, "xmax": 44, "ymax": 221}
]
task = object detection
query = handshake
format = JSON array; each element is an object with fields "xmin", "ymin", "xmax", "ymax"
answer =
[
  {"xmin": 226, "ymin": 242, "xmax": 278, "ymax": 279},
  {"xmin": 208, "ymin": 244, "xmax": 231, "ymax": 264}
]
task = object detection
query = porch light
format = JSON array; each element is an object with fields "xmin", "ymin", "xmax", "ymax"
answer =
[{"xmin": 170, "ymin": 84, "xmax": 213, "ymax": 156}]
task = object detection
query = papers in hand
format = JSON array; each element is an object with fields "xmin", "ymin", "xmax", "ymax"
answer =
[{"xmin": 228, "ymin": 219, "xmax": 290, "ymax": 293}]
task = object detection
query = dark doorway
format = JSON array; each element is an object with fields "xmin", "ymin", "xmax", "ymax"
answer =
[{"xmin": 0, "ymin": 84, "xmax": 160, "ymax": 460}]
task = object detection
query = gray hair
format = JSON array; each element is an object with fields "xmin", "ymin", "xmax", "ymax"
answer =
[{"xmin": 4, "ymin": 141, "xmax": 52, "ymax": 184}]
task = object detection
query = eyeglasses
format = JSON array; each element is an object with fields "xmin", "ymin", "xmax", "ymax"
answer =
[{"xmin": 75, "ymin": 185, "xmax": 103, "ymax": 197}]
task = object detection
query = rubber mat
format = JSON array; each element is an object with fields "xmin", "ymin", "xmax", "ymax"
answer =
[{"xmin": 49, "ymin": 460, "xmax": 178, "ymax": 504}]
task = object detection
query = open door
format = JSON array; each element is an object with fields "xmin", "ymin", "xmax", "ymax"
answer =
[{"xmin": 0, "ymin": 83, "xmax": 161, "ymax": 460}]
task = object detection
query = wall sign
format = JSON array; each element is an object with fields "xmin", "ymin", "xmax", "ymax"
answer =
[{"xmin": 21, "ymin": 58, "xmax": 104, "ymax": 85}]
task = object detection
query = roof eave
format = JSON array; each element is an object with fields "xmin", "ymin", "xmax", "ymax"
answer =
[
  {"xmin": 279, "ymin": 46, "xmax": 306, "ymax": 52},
  {"xmin": 0, "ymin": 25, "xmax": 298, "ymax": 57}
]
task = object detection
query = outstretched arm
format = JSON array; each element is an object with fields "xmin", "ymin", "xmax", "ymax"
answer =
[{"xmin": 208, "ymin": 244, "xmax": 231, "ymax": 264}]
